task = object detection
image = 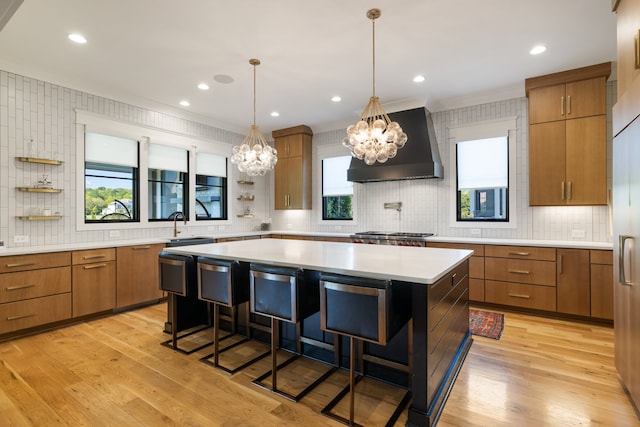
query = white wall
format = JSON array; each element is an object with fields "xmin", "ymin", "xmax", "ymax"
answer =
[
  {"xmin": 0, "ymin": 70, "xmax": 615, "ymax": 249},
  {"xmin": 272, "ymin": 81, "xmax": 616, "ymax": 243}
]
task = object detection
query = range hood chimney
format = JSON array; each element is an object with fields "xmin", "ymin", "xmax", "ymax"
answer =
[{"xmin": 347, "ymin": 107, "xmax": 443, "ymax": 182}]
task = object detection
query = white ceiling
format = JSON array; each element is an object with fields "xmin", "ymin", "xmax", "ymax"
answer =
[{"xmin": 0, "ymin": 0, "xmax": 617, "ymax": 135}]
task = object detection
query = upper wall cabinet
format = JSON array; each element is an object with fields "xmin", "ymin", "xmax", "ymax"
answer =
[
  {"xmin": 526, "ymin": 62, "xmax": 611, "ymax": 206},
  {"xmin": 272, "ymin": 125, "xmax": 313, "ymax": 210}
]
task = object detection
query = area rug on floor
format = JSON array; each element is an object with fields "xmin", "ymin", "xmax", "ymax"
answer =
[{"xmin": 469, "ymin": 309, "xmax": 504, "ymax": 339}]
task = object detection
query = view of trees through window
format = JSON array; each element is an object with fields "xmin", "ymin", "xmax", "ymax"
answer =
[
  {"xmin": 324, "ymin": 195, "xmax": 352, "ymax": 220},
  {"xmin": 85, "ymin": 163, "xmax": 137, "ymax": 221}
]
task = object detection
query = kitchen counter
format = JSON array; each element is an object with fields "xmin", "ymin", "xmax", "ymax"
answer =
[{"xmin": 163, "ymin": 238, "xmax": 473, "ymax": 426}]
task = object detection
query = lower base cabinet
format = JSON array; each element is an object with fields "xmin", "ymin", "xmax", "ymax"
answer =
[
  {"xmin": 556, "ymin": 249, "xmax": 591, "ymax": 316},
  {"xmin": 72, "ymin": 248, "xmax": 116, "ymax": 317},
  {"xmin": 0, "ymin": 294, "xmax": 72, "ymax": 334},
  {"xmin": 116, "ymin": 244, "xmax": 165, "ymax": 308}
]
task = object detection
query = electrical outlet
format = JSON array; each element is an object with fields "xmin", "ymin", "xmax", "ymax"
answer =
[
  {"xmin": 287, "ymin": 223, "xmax": 293, "ymax": 230},
  {"xmin": 335, "ymin": 225, "xmax": 342, "ymax": 232},
  {"xmin": 14, "ymin": 235, "xmax": 29, "ymax": 243},
  {"xmin": 470, "ymin": 228, "xmax": 481, "ymax": 236},
  {"xmin": 219, "ymin": 225, "xmax": 225, "ymax": 232},
  {"xmin": 571, "ymin": 229, "xmax": 586, "ymax": 239},
  {"xmin": 109, "ymin": 230, "xmax": 120, "ymax": 238},
  {"xmin": 207, "ymin": 226, "xmax": 216, "ymax": 231}
]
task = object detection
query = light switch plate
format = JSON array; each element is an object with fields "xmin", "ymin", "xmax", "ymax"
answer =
[
  {"xmin": 14, "ymin": 235, "xmax": 29, "ymax": 243},
  {"xmin": 571, "ymin": 229, "xmax": 586, "ymax": 239}
]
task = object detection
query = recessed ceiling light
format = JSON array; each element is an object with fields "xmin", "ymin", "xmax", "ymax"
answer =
[
  {"xmin": 413, "ymin": 75, "xmax": 425, "ymax": 83},
  {"xmin": 214, "ymin": 74, "xmax": 234, "ymax": 84},
  {"xmin": 331, "ymin": 96, "xmax": 342, "ymax": 102},
  {"xmin": 68, "ymin": 33, "xmax": 87, "ymax": 44},
  {"xmin": 197, "ymin": 83, "xmax": 209, "ymax": 90},
  {"xmin": 530, "ymin": 45, "xmax": 547, "ymax": 55},
  {"xmin": 270, "ymin": 111, "xmax": 280, "ymax": 117},
  {"xmin": 179, "ymin": 100, "xmax": 190, "ymax": 107}
]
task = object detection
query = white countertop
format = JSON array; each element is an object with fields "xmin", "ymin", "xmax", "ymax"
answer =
[{"xmin": 162, "ymin": 238, "xmax": 473, "ymax": 285}]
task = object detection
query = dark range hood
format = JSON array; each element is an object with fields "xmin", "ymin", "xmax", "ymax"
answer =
[{"xmin": 347, "ymin": 107, "xmax": 444, "ymax": 182}]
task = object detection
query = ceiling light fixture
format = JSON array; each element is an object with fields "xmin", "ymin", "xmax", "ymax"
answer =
[
  {"xmin": 197, "ymin": 83, "xmax": 210, "ymax": 90},
  {"xmin": 270, "ymin": 111, "xmax": 280, "ymax": 117},
  {"xmin": 68, "ymin": 33, "xmax": 87, "ymax": 44},
  {"xmin": 179, "ymin": 100, "xmax": 190, "ymax": 107},
  {"xmin": 413, "ymin": 75, "xmax": 425, "ymax": 83},
  {"xmin": 343, "ymin": 8, "xmax": 407, "ymax": 165},
  {"xmin": 530, "ymin": 45, "xmax": 547, "ymax": 55},
  {"xmin": 331, "ymin": 96, "xmax": 342, "ymax": 102},
  {"xmin": 230, "ymin": 59, "xmax": 277, "ymax": 176}
]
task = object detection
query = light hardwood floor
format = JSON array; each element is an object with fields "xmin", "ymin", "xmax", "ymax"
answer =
[{"xmin": 0, "ymin": 303, "xmax": 638, "ymax": 426}]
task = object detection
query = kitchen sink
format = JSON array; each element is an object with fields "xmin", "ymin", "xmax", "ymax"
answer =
[{"xmin": 167, "ymin": 237, "xmax": 215, "ymax": 247}]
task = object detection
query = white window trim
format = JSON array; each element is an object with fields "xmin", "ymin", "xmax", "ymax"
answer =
[
  {"xmin": 315, "ymin": 144, "xmax": 358, "ymax": 226},
  {"xmin": 448, "ymin": 116, "xmax": 518, "ymax": 229},
  {"xmin": 75, "ymin": 110, "xmax": 232, "ymax": 231}
]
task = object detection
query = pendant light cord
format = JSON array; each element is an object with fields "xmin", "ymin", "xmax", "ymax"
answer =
[{"xmin": 372, "ymin": 16, "xmax": 376, "ymax": 98}]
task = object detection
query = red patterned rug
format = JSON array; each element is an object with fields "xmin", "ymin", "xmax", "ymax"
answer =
[{"xmin": 469, "ymin": 309, "xmax": 504, "ymax": 339}]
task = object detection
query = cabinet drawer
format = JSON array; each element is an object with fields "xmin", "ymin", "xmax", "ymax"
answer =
[
  {"xmin": 485, "ymin": 280, "xmax": 556, "ymax": 311},
  {"xmin": 0, "ymin": 266, "xmax": 71, "ymax": 303},
  {"xmin": 0, "ymin": 252, "xmax": 70, "ymax": 273},
  {"xmin": 72, "ymin": 248, "xmax": 116, "ymax": 265},
  {"xmin": 590, "ymin": 250, "xmax": 613, "ymax": 265},
  {"xmin": 469, "ymin": 257, "xmax": 484, "ymax": 279},
  {"xmin": 428, "ymin": 242, "xmax": 484, "ymax": 257},
  {"xmin": 72, "ymin": 261, "xmax": 116, "ymax": 317},
  {"xmin": 484, "ymin": 245, "xmax": 556, "ymax": 261},
  {"xmin": 0, "ymin": 293, "xmax": 72, "ymax": 334},
  {"xmin": 469, "ymin": 278, "xmax": 485, "ymax": 302},
  {"xmin": 485, "ymin": 257, "xmax": 556, "ymax": 286}
]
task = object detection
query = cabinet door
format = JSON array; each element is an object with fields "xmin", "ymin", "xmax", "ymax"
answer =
[
  {"xmin": 591, "ymin": 263, "xmax": 613, "ymax": 320},
  {"xmin": 529, "ymin": 121, "xmax": 566, "ymax": 205},
  {"xmin": 556, "ymin": 249, "xmax": 590, "ymax": 316},
  {"xmin": 528, "ymin": 84, "xmax": 566, "ymax": 124},
  {"xmin": 275, "ymin": 134, "xmax": 303, "ymax": 158},
  {"xmin": 116, "ymin": 244, "xmax": 164, "ymax": 308},
  {"xmin": 565, "ymin": 116, "xmax": 607, "ymax": 205},
  {"xmin": 72, "ymin": 261, "xmax": 116, "ymax": 317},
  {"xmin": 274, "ymin": 156, "xmax": 290, "ymax": 209},
  {"xmin": 565, "ymin": 77, "xmax": 607, "ymax": 119}
]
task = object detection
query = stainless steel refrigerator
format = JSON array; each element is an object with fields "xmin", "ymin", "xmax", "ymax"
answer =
[{"xmin": 613, "ymin": 111, "xmax": 640, "ymax": 413}]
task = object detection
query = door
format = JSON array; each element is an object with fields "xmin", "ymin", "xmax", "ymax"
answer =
[
  {"xmin": 613, "ymin": 115, "xmax": 640, "ymax": 408},
  {"xmin": 529, "ymin": 121, "xmax": 566, "ymax": 205}
]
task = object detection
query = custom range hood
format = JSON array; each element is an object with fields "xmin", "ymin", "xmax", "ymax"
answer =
[{"xmin": 347, "ymin": 107, "xmax": 443, "ymax": 182}]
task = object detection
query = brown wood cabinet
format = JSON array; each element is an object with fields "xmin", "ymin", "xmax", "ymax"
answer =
[
  {"xmin": 272, "ymin": 125, "xmax": 312, "ymax": 210},
  {"xmin": 0, "ymin": 252, "xmax": 72, "ymax": 334},
  {"xmin": 72, "ymin": 248, "xmax": 116, "ymax": 317},
  {"xmin": 590, "ymin": 249, "xmax": 613, "ymax": 320},
  {"xmin": 116, "ymin": 244, "xmax": 165, "ymax": 308},
  {"xmin": 526, "ymin": 63, "xmax": 610, "ymax": 206},
  {"xmin": 556, "ymin": 248, "xmax": 591, "ymax": 316},
  {"xmin": 484, "ymin": 245, "xmax": 557, "ymax": 311}
]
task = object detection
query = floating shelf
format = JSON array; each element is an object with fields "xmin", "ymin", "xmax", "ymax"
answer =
[
  {"xmin": 237, "ymin": 214, "xmax": 255, "ymax": 218},
  {"xmin": 17, "ymin": 215, "xmax": 62, "ymax": 221},
  {"xmin": 237, "ymin": 196, "xmax": 255, "ymax": 201},
  {"xmin": 16, "ymin": 157, "xmax": 63, "ymax": 165},
  {"xmin": 237, "ymin": 180, "xmax": 254, "ymax": 185},
  {"xmin": 17, "ymin": 187, "xmax": 63, "ymax": 193}
]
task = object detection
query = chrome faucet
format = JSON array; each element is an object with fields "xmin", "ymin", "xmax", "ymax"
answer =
[{"xmin": 173, "ymin": 212, "xmax": 186, "ymax": 237}]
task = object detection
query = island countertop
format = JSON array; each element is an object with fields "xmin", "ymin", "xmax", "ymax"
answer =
[{"xmin": 162, "ymin": 238, "xmax": 473, "ymax": 285}]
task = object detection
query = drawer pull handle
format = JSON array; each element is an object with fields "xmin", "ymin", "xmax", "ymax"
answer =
[
  {"xmin": 6, "ymin": 284, "xmax": 36, "ymax": 291},
  {"xmin": 508, "ymin": 293, "xmax": 531, "ymax": 299},
  {"xmin": 83, "ymin": 255, "xmax": 106, "ymax": 260},
  {"xmin": 132, "ymin": 246, "xmax": 151, "ymax": 250},
  {"xmin": 6, "ymin": 262, "xmax": 36, "ymax": 268},
  {"xmin": 507, "ymin": 269, "xmax": 531, "ymax": 275},
  {"xmin": 508, "ymin": 252, "xmax": 530, "ymax": 257},
  {"xmin": 83, "ymin": 263, "xmax": 107, "ymax": 270},
  {"xmin": 7, "ymin": 313, "xmax": 36, "ymax": 321}
]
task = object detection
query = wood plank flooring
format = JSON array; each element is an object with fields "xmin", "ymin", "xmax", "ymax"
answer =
[{"xmin": 0, "ymin": 303, "xmax": 638, "ymax": 426}]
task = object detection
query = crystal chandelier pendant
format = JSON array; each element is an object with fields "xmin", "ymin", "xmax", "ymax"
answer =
[
  {"xmin": 231, "ymin": 59, "xmax": 278, "ymax": 176},
  {"xmin": 343, "ymin": 8, "xmax": 407, "ymax": 165}
]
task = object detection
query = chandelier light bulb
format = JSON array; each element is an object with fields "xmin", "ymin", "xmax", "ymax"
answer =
[{"xmin": 344, "ymin": 9, "xmax": 407, "ymax": 165}]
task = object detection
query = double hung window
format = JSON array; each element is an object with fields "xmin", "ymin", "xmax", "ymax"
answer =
[
  {"xmin": 195, "ymin": 152, "xmax": 228, "ymax": 220},
  {"xmin": 148, "ymin": 143, "xmax": 188, "ymax": 221},
  {"xmin": 322, "ymin": 155, "xmax": 353, "ymax": 220}
]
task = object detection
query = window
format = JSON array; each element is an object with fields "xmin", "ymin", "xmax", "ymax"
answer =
[
  {"xmin": 84, "ymin": 132, "xmax": 139, "ymax": 222},
  {"xmin": 148, "ymin": 143, "xmax": 188, "ymax": 221},
  {"xmin": 322, "ymin": 155, "xmax": 353, "ymax": 220},
  {"xmin": 195, "ymin": 152, "xmax": 228, "ymax": 220},
  {"xmin": 456, "ymin": 136, "xmax": 509, "ymax": 221}
]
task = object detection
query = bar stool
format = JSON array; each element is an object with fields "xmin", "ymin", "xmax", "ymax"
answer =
[
  {"xmin": 319, "ymin": 272, "xmax": 413, "ymax": 426},
  {"xmin": 249, "ymin": 263, "xmax": 338, "ymax": 402},
  {"xmin": 196, "ymin": 257, "xmax": 270, "ymax": 373},
  {"xmin": 158, "ymin": 252, "xmax": 212, "ymax": 354}
]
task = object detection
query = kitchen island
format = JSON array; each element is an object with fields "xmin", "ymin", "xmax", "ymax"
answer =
[{"xmin": 163, "ymin": 238, "xmax": 473, "ymax": 427}]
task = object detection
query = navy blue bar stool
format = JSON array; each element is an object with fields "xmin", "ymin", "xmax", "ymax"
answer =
[
  {"xmin": 158, "ymin": 252, "xmax": 212, "ymax": 354},
  {"xmin": 197, "ymin": 257, "xmax": 270, "ymax": 373},
  {"xmin": 319, "ymin": 272, "xmax": 412, "ymax": 427},
  {"xmin": 249, "ymin": 263, "xmax": 338, "ymax": 402}
]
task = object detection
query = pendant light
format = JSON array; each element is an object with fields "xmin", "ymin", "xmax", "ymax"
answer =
[
  {"xmin": 343, "ymin": 8, "xmax": 407, "ymax": 165},
  {"xmin": 231, "ymin": 59, "xmax": 278, "ymax": 176}
]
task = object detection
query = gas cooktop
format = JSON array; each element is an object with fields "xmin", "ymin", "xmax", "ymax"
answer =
[{"xmin": 352, "ymin": 231, "xmax": 434, "ymax": 239}]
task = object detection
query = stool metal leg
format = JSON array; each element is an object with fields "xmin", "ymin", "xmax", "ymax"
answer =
[
  {"xmin": 349, "ymin": 337, "xmax": 356, "ymax": 425},
  {"xmin": 271, "ymin": 317, "xmax": 279, "ymax": 392}
]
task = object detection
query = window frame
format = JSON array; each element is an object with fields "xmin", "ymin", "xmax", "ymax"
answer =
[
  {"xmin": 321, "ymin": 155, "xmax": 353, "ymax": 221},
  {"xmin": 449, "ymin": 116, "xmax": 518, "ymax": 229},
  {"xmin": 315, "ymin": 144, "xmax": 357, "ymax": 226}
]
